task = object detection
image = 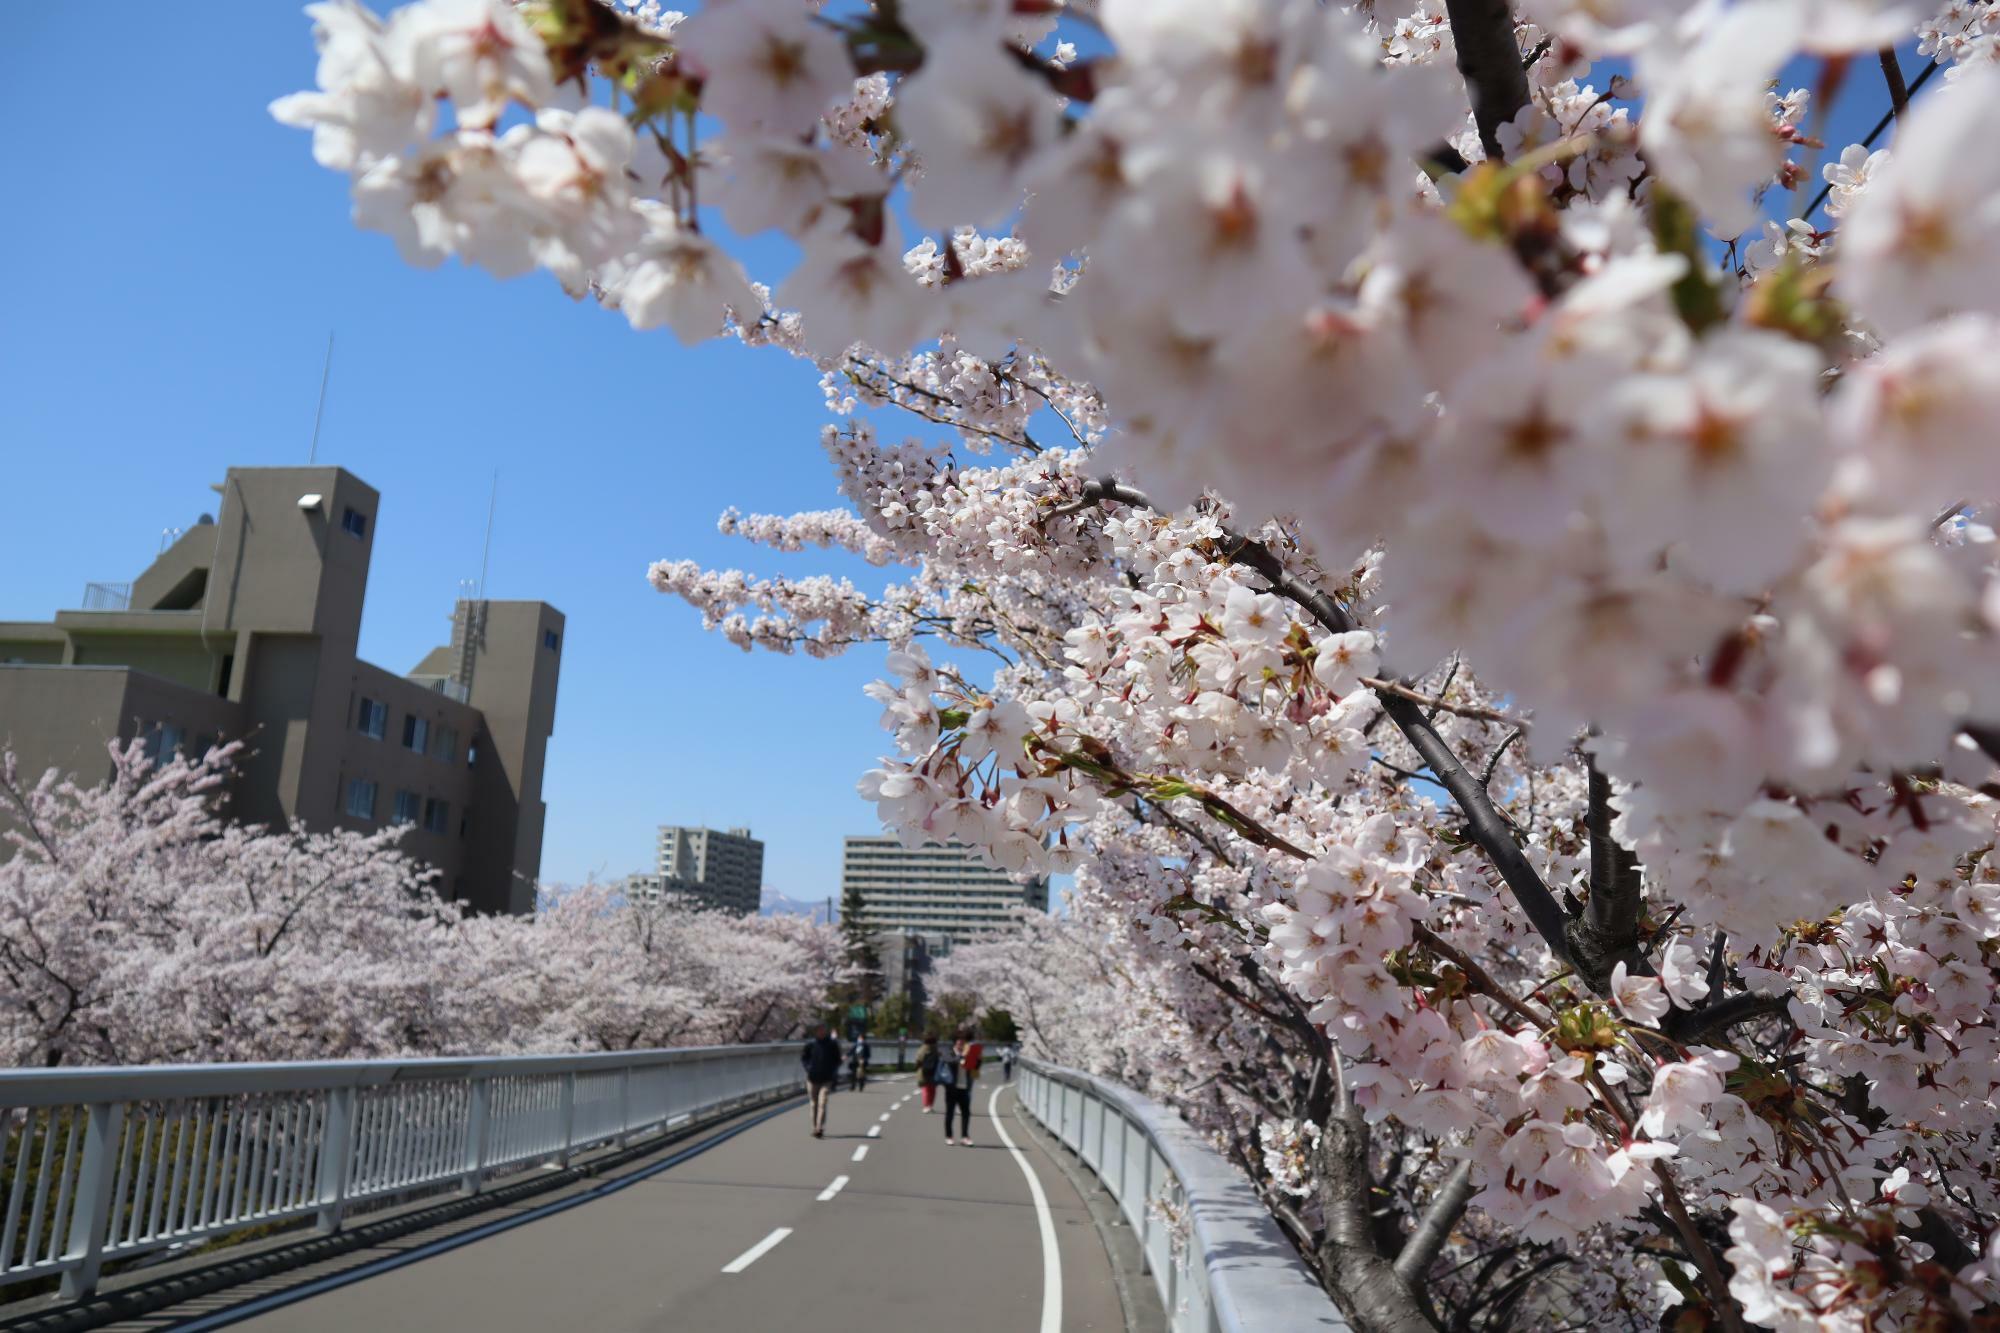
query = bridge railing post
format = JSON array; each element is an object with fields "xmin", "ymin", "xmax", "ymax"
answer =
[
  {"xmin": 317, "ymin": 1086, "xmax": 357, "ymax": 1232},
  {"xmin": 59, "ymin": 1102, "xmax": 125, "ymax": 1301},
  {"xmin": 461, "ymin": 1077, "xmax": 491, "ymax": 1195},
  {"xmin": 616, "ymin": 1067, "xmax": 632, "ymax": 1148},
  {"xmin": 556, "ymin": 1072, "xmax": 577, "ymax": 1167}
]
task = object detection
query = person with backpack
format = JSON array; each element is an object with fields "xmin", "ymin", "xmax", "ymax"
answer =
[
  {"xmin": 939, "ymin": 1028, "xmax": 983, "ymax": 1145},
  {"xmin": 800, "ymin": 1023, "xmax": 842, "ymax": 1138},
  {"xmin": 916, "ymin": 1034, "xmax": 941, "ymax": 1113},
  {"xmin": 849, "ymin": 1032, "xmax": 871, "ymax": 1090}
]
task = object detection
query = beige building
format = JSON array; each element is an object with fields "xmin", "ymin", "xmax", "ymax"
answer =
[
  {"xmin": 625, "ymin": 825, "xmax": 764, "ymax": 915},
  {"xmin": 0, "ymin": 466, "xmax": 562, "ymax": 915},
  {"xmin": 839, "ymin": 837, "xmax": 1049, "ymax": 944}
]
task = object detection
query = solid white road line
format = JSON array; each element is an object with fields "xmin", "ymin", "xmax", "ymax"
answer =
[
  {"xmin": 867, "ymin": 1125, "xmax": 882, "ymax": 1138},
  {"xmin": 989, "ymin": 1085, "xmax": 1062, "ymax": 1333},
  {"xmin": 852, "ymin": 1145, "xmax": 869, "ymax": 1162},
  {"xmin": 817, "ymin": 1175, "xmax": 849, "ymax": 1202},
  {"xmin": 722, "ymin": 1228, "xmax": 792, "ymax": 1274}
]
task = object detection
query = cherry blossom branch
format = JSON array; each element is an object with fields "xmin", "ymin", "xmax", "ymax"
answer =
[
  {"xmin": 1362, "ymin": 676, "xmax": 1522, "ymax": 728},
  {"xmin": 1057, "ymin": 475, "xmax": 1580, "ymax": 975},
  {"xmin": 1411, "ymin": 923, "xmax": 1555, "ymax": 1030},
  {"xmin": 1653, "ymin": 1164, "xmax": 1749, "ymax": 1333}
]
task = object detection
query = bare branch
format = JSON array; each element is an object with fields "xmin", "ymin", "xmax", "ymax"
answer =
[{"xmin": 1395, "ymin": 1158, "xmax": 1478, "ymax": 1288}]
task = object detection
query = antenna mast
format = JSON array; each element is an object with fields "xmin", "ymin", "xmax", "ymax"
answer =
[
  {"xmin": 478, "ymin": 469, "xmax": 499, "ymax": 600},
  {"xmin": 307, "ymin": 332, "xmax": 335, "ymax": 464}
]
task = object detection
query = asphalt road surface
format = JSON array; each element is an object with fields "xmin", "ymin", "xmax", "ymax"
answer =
[{"xmin": 137, "ymin": 1077, "xmax": 1126, "ymax": 1333}]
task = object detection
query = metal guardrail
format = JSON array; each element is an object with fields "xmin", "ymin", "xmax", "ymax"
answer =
[
  {"xmin": 0, "ymin": 1044, "xmax": 803, "ymax": 1301},
  {"xmin": 1018, "ymin": 1058, "xmax": 1347, "ymax": 1333}
]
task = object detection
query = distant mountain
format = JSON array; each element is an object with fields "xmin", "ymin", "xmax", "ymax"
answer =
[{"xmin": 761, "ymin": 889, "xmax": 834, "ymax": 924}]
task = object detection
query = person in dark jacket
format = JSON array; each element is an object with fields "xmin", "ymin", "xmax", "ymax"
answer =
[
  {"xmin": 801, "ymin": 1024, "xmax": 842, "ymax": 1138},
  {"xmin": 916, "ymin": 1034, "xmax": 941, "ymax": 1113}
]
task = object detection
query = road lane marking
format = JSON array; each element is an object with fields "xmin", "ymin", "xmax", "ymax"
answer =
[
  {"xmin": 817, "ymin": 1175, "xmax": 849, "ymax": 1202},
  {"xmin": 722, "ymin": 1227, "xmax": 793, "ymax": 1273},
  {"xmin": 852, "ymin": 1144, "xmax": 869, "ymax": 1162},
  {"xmin": 990, "ymin": 1085, "xmax": 1062, "ymax": 1333},
  {"xmin": 867, "ymin": 1125, "xmax": 881, "ymax": 1138},
  {"xmin": 878, "ymin": 1112, "xmax": 891, "ymax": 1122}
]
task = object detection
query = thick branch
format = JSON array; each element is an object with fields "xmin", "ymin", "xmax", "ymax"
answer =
[
  {"xmin": 1880, "ymin": 49, "xmax": 1910, "ymax": 119},
  {"xmin": 1381, "ymin": 694, "xmax": 1575, "ymax": 965},
  {"xmin": 1664, "ymin": 990, "xmax": 1792, "ymax": 1043},
  {"xmin": 1440, "ymin": 0, "xmax": 1531, "ymax": 158},
  {"xmin": 1318, "ymin": 1104, "xmax": 1441, "ymax": 1333},
  {"xmin": 1567, "ymin": 757, "xmax": 1648, "ymax": 992},
  {"xmin": 1394, "ymin": 1158, "xmax": 1478, "ymax": 1288}
]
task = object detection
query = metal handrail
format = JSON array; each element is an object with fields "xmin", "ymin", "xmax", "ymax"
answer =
[
  {"xmin": 0, "ymin": 1043, "xmax": 804, "ymax": 1301},
  {"xmin": 1017, "ymin": 1058, "xmax": 1347, "ymax": 1333}
]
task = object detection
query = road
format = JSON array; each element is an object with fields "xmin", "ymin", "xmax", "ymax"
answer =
[{"xmin": 132, "ymin": 1077, "xmax": 1127, "ymax": 1332}]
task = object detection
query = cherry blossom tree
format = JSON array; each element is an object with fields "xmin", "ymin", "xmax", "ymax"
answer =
[
  {"xmin": 0, "ymin": 742, "xmax": 847, "ymax": 1067},
  {"xmin": 277, "ymin": 1, "xmax": 2000, "ymax": 1329}
]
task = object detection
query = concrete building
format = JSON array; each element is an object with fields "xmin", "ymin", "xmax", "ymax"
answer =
[
  {"xmin": 0, "ymin": 466, "xmax": 563, "ymax": 915},
  {"xmin": 623, "ymin": 826, "xmax": 764, "ymax": 915},
  {"xmin": 873, "ymin": 928, "xmax": 951, "ymax": 1015},
  {"xmin": 838, "ymin": 837, "xmax": 1049, "ymax": 944}
]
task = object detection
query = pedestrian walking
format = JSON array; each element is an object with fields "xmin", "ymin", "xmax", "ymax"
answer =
[
  {"xmin": 801, "ymin": 1023, "xmax": 842, "ymax": 1138},
  {"xmin": 1001, "ymin": 1046, "xmax": 1016, "ymax": 1082},
  {"xmin": 849, "ymin": 1032, "xmax": 872, "ymax": 1090},
  {"xmin": 940, "ymin": 1028, "xmax": 983, "ymax": 1145},
  {"xmin": 916, "ymin": 1034, "xmax": 941, "ymax": 1113}
]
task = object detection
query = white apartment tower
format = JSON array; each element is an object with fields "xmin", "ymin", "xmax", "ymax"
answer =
[
  {"xmin": 839, "ymin": 837, "xmax": 1050, "ymax": 944},
  {"xmin": 628, "ymin": 825, "xmax": 764, "ymax": 916}
]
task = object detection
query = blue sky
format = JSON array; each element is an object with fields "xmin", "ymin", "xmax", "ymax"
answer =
[
  {"xmin": 0, "ymin": 4, "xmax": 897, "ymax": 906},
  {"xmin": 0, "ymin": 6, "xmax": 1912, "ymax": 903}
]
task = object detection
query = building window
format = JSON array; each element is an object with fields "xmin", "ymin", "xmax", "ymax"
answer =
[
  {"xmin": 392, "ymin": 790, "xmax": 421, "ymax": 825},
  {"xmin": 357, "ymin": 697, "xmax": 386, "ymax": 740},
  {"xmin": 402, "ymin": 714, "xmax": 430, "ymax": 752},
  {"xmin": 424, "ymin": 797, "xmax": 451, "ymax": 835},
  {"xmin": 467, "ymin": 742, "xmax": 479, "ymax": 768},
  {"xmin": 430, "ymin": 724, "xmax": 459, "ymax": 763},
  {"xmin": 344, "ymin": 779, "xmax": 378, "ymax": 821},
  {"xmin": 341, "ymin": 507, "xmax": 368, "ymax": 538},
  {"xmin": 142, "ymin": 723, "xmax": 185, "ymax": 765},
  {"xmin": 543, "ymin": 629, "xmax": 560, "ymax": 653}
]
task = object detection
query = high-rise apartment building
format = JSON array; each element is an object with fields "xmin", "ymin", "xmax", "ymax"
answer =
[
  {"xmin": 624, "ymin": 826, "xmax": 763, "ymax": 915},
  {"xmin": 838, "ymin": 837, "xmax": 1049, "ymax": 944},
  {"xmin": 0, "ymin": 466, "xmax": 563, "ymax": 915}
]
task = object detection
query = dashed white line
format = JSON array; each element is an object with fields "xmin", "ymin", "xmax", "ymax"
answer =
[
  {"xmin": 878, "ymin": 1112, "xmax": 891, "ymax": 1122},
  {"xmin": 867, "ymin": 1125, "xmax": 881, "ymax": 1138},
  {"xmin": 851, "ymin": 1145, "xmax": 869, "ymax": 1162},
  {"xmin": 722, "ymin": 1227, "xmax": 792, "ymax": 1274},
  {"xmin": 817, "ymin": 1175, "xmax": 849, "ymax": 1202},
  {"xmin": 990, "ymin": 1086, "xmax": 1062, "ymax": 1333}
]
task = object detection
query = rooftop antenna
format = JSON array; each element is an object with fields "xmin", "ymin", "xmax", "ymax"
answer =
[
  {"xmin": 477, "ymin": 469, "xmax": 499, "ymax": 600},
  {"xmin": 306, "ymin": 332, "xmax": 335, "ymax": 465}
]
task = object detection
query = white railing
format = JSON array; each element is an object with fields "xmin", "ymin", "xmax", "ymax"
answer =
[
  {"xmin": 0, "ymin": 1044, "xmax": 802, "ymax": 1301},
  {"xmin": 1018, "ymin": 1059, "xmax": 1348, "ymax": 1333}
]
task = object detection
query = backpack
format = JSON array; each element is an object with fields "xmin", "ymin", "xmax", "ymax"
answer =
[
  {"xmin": 935, "ymin": 1050, "xmax": 961, "ymax": 1088},
  {"xmin": 918, "ymin": 1049, "xmax": 939, "ymax": 1080}
]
